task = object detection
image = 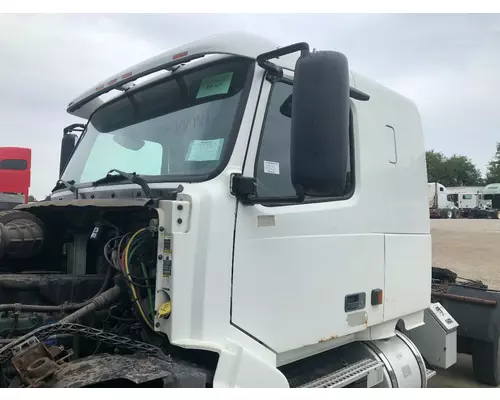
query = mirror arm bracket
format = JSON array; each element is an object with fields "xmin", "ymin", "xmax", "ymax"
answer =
[
  {"xmin": 230, "ymin": 174, "xmax": 305, "ymax": 206},
  {"xmin": 63, "ymin": 123, "xmax": 86, "ymax": 136},
  {"xmin": 257, "ymin": 42, "xmax": 311, "ymax": 81}
]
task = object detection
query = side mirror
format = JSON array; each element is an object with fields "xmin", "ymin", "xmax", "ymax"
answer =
[
  {"xmin": 60, "ymin": 123, "xmax": 85, "ymax": 177},
  {"xmin": 59, "ymin": 132, "xmax": 78, "ymax": 178},
  {"xmin": 290, "ymin": 51, "xmax": 350, "ymax": 197}
]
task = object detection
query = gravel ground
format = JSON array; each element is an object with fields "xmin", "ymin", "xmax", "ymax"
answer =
[
  {"xmin": 430, "ymin": 218, "xmax": 500, "ymax": 388},
  {"xmin": 431, "ymin": 219, "xmax": 500, "ymax": 289}
]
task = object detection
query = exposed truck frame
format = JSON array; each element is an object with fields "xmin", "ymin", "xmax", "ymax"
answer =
[
  {"xmin": 432, "ymin": 267, "xmax": 500, "ymax": 386},
  {"xmin": 0, "ymin": 32, "xmax": 459, "ymax": 388}
]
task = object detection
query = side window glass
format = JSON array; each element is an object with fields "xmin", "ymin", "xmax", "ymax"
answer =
[
  {"xmin": 255, "ymin": 82, "xmax": 295, "ymax": 198},
  {"xmin": 255, "ymin": 81, "xmax": 353, "ymax": 200}
]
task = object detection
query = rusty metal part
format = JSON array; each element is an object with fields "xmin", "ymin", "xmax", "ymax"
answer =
[
  {"xmin": 44, "ymin": 354, "xmax": 208, "ymax": 388},
  {"xmin": 431, "ymin": 290, "xmax": 497, "ymax": 306},
  {"xmin": 16, "ymin": 198, "xmax": 151, "ymax": 210},
  {"xmin": 10, "ymin": 338, "xmax": 72, "ymax": 387},
  {"xmin": 0, "ymin": 323, "xmax": 168, "ymax": 363}
]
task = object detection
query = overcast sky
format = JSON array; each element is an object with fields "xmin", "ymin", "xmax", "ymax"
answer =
[{"xmin": 1, "ymin": 13, "xmax": 499, "ymax": 198}]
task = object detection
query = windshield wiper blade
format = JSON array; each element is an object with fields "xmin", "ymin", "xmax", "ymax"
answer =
[
  {"xmin": 52, "ymin": 179, "xmax": 79, "ymax": 198},
  {"xmin": 93, "ymin": 169, "xmax": 154, "ymax": 199}
]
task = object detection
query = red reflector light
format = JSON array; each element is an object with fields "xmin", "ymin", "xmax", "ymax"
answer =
[
  {"xmin": 122, "ymin": 72, "xmax": 132, "ymax": 80},
  {"xmin": 107, "ymin": 78, "xmax": 117, "ymax": 86},
  {"xmin": 95, "ymin": 85, "xmax": 104, "ymax": 91},
  {"xmin": 173, "ymin": 51, "xmax": 188, "ymax": 60}
]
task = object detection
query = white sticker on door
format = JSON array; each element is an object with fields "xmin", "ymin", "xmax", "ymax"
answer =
[{"xmin": 263, "ymin": 160, "xmax": 280, "ymax": 175}]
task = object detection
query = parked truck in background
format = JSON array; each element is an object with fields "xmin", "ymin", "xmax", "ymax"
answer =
[
  {"xmin": 444, "ymin": 185, "xmax": 499, "ymax": 219},
  {"xmin": 0, "ymin": 32, "xmax": 459, "ymax": 388},
  {"xmin": 428, "ymin": 182, "xmax": 459, "ymax": 219},
  {"xmin": 478, "ymin": 183, "xmax": 500, "ymax": 219},
  {"xmin": 0, "ymin": 147, "xmax": 31, "ymax": 210}
]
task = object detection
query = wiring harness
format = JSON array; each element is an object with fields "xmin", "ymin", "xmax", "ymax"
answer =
[{"xmin": 104, "ymin": 228, "xmax": 157, "ymax": 330}]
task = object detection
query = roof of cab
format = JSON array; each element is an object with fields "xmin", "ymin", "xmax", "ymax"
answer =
[
  {"xmin": 67, "ymin": 32, "xmax": 283, "ymax": 118},
  {"xmin": 66, "ymin": 31, "xmax": 410, "ymax": 121}
]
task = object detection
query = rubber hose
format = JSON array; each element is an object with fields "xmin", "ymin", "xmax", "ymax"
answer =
[{"xmin": 59, "ymin": 285, "xmax": 121, "ymax": 324}]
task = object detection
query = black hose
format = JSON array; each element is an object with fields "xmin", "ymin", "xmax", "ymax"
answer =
[{"xmin": 0, "ymin": 265, "xmax": 114, "ymax": 313}]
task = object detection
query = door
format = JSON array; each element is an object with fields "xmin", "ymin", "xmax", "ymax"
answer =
[{"xmin": 230, "ymin": 78, "xmax": 386, "ymax": 355}]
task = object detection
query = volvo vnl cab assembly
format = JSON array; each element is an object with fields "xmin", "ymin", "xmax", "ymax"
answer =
[{"xmin": 0, "ymin": 32, "xmax": 457, "ymax": 388}]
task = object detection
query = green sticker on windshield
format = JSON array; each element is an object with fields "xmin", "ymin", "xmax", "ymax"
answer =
[
  {"xmin": 185, "ymin": 138, "xmax": 224, "ymax": 162},
  {"xmin": 196, "ymin": 72, "xmax": 233, "ymax": 99}
]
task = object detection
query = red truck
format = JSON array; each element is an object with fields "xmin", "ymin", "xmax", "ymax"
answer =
[{"xmin": 0, "ymin": 147, "xmax": 31, "ymax": 210}]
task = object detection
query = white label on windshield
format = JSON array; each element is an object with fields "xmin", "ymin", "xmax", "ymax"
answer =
[
  {"xmin": 197, "ymin": 72, "xmax": 234, "ymax": 99},
  {"xmin": 263, "ymin": 160, "xmax": 280, "ymax": 175},
  {"xmin": 185, "ymin": 138, "xmax": 224, "ymax": 162}
]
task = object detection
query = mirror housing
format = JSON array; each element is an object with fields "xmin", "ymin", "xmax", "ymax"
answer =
[
  {"xmin": 290, "ymin": 51, "xmax": 350, "ymax": 197},
  {"xmin": 59, "ymin": 132, "xmax": 78, "ymax": 178},
  {"xmin": 60, "ymin": 123, "xmax": 85, "ymax": 177}
]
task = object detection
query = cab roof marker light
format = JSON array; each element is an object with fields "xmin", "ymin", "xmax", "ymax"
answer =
[
  {"xmin": 172, "ymin": 51, "xmax": 188, "ymax": 60},
  {"xmin": 67, "ymin": 32, "xmax": 280, "ymax": 117},
  {"xmin": 122, "ymin": 72, "xmax": 133, "ymax": 80}
]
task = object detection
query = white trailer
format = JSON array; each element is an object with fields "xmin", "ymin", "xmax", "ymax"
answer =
[{"xmin": 0, "ymin": 32, "xmax": 458, "ymax": 388}]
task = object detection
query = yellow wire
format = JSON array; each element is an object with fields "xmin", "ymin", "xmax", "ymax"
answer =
[{"xmin": 124, "ymin": 228, "xmax": 154, "ymax": 330}]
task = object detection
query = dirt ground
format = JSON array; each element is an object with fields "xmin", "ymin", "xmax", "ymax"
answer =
[
  {"xmin": 431, "ymin": 219, "xmax": 500, "ymax": 289},
  {"xmin": 430, "ymin": 219, "xmax": 500, "ymax": 388}
]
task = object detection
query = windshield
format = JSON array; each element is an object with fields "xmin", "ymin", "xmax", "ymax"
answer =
[{"xmin": 61, "ymin": 58, "xmax": 254, "ymax": 185}]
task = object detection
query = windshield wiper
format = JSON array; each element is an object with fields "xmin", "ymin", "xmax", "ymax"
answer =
[
  {"xmin": 52, "ymin": 179, "xmax": 79, "ymax": 198},
  {"xmin": 93, "ymin": 169, "xmax": 154, "ymax": 199}
]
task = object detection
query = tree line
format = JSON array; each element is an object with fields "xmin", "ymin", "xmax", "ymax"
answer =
[{"xmin": 426, "ymin": 142, "xmax": 500, "ymax": 187}]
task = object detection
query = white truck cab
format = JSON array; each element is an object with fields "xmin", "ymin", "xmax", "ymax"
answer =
[
  {"xmin": 45, "ymin": 32, "xmax": 455, "ymax": 388},
  {"xmin": 428, "ymin": 182, "xmax": 459, "ymax": 218}
]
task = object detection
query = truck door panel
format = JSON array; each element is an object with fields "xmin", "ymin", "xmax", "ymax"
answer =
[{"xmin": 231, "ymin": 78, "xmax": 385, "ymax": 354}]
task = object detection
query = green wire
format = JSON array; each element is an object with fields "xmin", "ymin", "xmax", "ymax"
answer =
[
  {"xmin": 141, "ymin": 261, "xmax": 155, "ymax": 319},
  {"xmin": 128, "ymin": 236, "xmax": 155, "ymax": 320}
]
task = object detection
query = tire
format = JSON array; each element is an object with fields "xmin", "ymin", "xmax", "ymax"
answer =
[
  {"xmin": 446, "ymin": 210, "xmax": 453, "ymax": 219},
  {"xmin": 472, "ymin": 339, "xmax": 500, "ymax": 386}
]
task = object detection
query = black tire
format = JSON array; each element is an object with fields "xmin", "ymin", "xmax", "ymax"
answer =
[{"xmin": 472, "ymin": 339, "xmax": 500, "ymax": 386}]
